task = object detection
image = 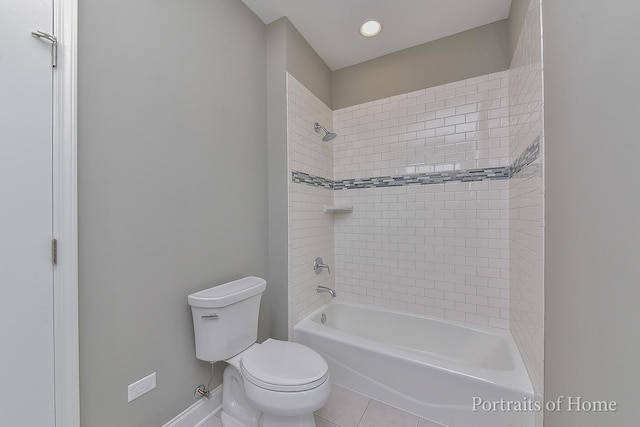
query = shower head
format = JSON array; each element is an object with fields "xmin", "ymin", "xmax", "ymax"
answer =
[
  {"xmin": 314, "ymin": 122, "xmax": 337, "ymax": 142},
  {"xmin": 322, "ymin": 131, "xmax": 337, "ymax": 142}
]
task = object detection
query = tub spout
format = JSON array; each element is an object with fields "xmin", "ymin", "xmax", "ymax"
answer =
[{"xmin": 316, "ymin": 286, "xmax": 336, "ymax": 298}]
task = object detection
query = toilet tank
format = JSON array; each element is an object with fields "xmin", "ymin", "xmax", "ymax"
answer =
[{"xmin": 188, "ymin": 276, "xmax": 266, "ymax": 362}]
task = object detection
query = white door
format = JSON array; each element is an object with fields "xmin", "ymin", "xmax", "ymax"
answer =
[{"xmin": 0, "ymin": 0, "xmax": 56, "ymax": 425}]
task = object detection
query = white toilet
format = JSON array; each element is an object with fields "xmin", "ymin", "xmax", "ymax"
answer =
[{"xmin": 188, "ymin": 276, "xmax": 330, "ymax": 427}]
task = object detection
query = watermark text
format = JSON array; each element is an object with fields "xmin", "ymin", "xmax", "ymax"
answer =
[{"xmin": 472, "ymin": 396, "xmax": 618, "ymax": 413}]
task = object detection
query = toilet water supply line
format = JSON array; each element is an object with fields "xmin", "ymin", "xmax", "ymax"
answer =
[{"xmin": 194, "ymin": 362, "xmax": 215, "ymax": 399}]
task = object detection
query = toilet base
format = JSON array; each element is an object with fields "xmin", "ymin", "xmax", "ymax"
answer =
[
  {"xmin": 221, "ymin": 365, "xmax": 260, "ymax": 427},
  {"xmin": 260, "ymin": 413, "xmax": 315, "ymax": 427},
  {"xmin": 221, "ymin": 364, "xmax": 319, "ymax": 427},
  {"xmin": 221, "ymin": 411, "xmax": 316, "ymax": 427}
]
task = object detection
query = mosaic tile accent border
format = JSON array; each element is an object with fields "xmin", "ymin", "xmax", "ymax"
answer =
[
  {"xmin": 292, "ymin": 167, "xmax": 509, "ymax": 190},
  {"xmin": 291, "ymin": 171, "xmax": 333, "ymax": 189},
  {"xmin": 292, "ymin": 135, "xmax": 541, "ymax": 190},
  {"xmin": 510, "ymin": 136, "xmax": 541, "ymax": 178},
  {"xmin": 332, "ymin": 167, "xmax": 509, "ymax": 190}
]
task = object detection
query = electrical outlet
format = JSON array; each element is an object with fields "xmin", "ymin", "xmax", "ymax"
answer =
[{"xmin": 128, "ymin": 372, "xmax": 156, "ymax": 402}]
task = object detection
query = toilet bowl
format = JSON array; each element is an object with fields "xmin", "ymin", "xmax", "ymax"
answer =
[
  {"xmin": 222, "ymin": 339, "xmax": 330, "ymax": 427},
  {"xmin": 188, "ymin": 277, "xmax": 330, "ymax": 427}
]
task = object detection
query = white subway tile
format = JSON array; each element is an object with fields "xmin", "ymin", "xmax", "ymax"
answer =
[
  {"xmin": 456, "ymin": 84, "xmax": 478, "ymax": 96},
  {"xmin": 445, "ymin": 96, "xmax": 467, "ymax": 107},
  {"xmin": 456, "ymin": 103, "xmax": 478, "ymax": 115},
  {"xmin": 445, "ymin": 115, "xmax": 466, "ymax": 126},
  {"xmin": 455, "ymin": 122, "xmax": 477, "ymax": 133},
  {"xmin": 436, "ymin": 126, "xmax": 456, "ymax": 136},
  {"xmin": 310, "ymin": 72, "xmax": 514, "ymax": 331},
  {"xmin": 435, "ymin": 88, "xmax": 457, "ymax": 100},
  {"xmin": 436, "ymin": 107, "xmax": 457, "ymax": 119}
]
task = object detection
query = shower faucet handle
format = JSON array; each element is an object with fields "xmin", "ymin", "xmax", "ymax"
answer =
[{"xmin": 313, "ymin": 257, "xmax": 330, "ymax": 275}]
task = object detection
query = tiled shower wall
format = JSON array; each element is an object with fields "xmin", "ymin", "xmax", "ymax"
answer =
[
  {"xmin": 289, "ymin": 44, "xmax": 543, "ymax": 339},
  {"xmin": 509, "ymin": 0, "xmax": 545, "ymax": 416},
  {"xmin": 332, "ymin": 73, "xmax": 513, "ymax": 328},
  {"xmin": 287, "ymin": 74, "xmax": 335, "ymax": 338}
]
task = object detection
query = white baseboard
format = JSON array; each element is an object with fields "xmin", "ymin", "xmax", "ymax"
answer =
[{"xmin": 163, "ymin": 385, "xmax": 222, "ymax": 427}]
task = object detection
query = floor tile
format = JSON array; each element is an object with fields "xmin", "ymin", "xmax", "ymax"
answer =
[
  {"xmin": 211, "ymin": 383, "xmax": 440, "ymax": 427},
  {"xmin": 419, "ymin": 417, "xmax": 448, "ymax": 427},
  {"xmin": 315, "ymin": 414, "xmax": 340, "ymax": 427},
  {"xmin": 200, "ymin": 413, "xmax": 222, "ymax": 427},
  {"xmin": 315, "ymin": 384, "xmax": 370, "ymax": 427},
  {"xmin": 357, "ymin": 399, "xmax": 419, "ymax": 427}
]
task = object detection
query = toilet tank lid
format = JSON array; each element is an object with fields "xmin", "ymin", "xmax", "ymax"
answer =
[{"xmin": 188, "ymin": 276, "xmax": 266, "ymax": 308}]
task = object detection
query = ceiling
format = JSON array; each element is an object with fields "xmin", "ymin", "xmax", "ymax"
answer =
[{"xmin": 240, "ymin": 0, "xmax": 512, "ymax": 70}]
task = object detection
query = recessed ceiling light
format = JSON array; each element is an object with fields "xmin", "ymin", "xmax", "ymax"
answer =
[{"xmin": 359, "ymin": 20, "xmax": 382, "ymax": 38}]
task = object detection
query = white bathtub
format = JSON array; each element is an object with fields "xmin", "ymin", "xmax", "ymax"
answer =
[{"xmin": 293, "ymin": 300, "xmax": 534, "ymax": 427}]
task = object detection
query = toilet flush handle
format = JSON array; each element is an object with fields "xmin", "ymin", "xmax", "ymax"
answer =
[{"xmin": 201, "ymin": 313, "xmax": 218, "ymax": 320}]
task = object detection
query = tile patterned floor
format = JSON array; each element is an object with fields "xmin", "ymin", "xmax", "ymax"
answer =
[
  {"xmin": 314, "ymin": 384, "xmax": 446, "ymax": 427},
  {"xmin": 205, "ymin": 383, "xmax": 446, "ymax": 427},
  {"xmin": 200, "ymin": 413, "xmax": 222, "ymax": 427}
]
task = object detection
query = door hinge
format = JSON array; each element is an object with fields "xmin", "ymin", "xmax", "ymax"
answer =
[
  {"xmin": 31, "ymin": 30, "xmax": 57, "ymax": 68},
  {"xmin": 51, "ymin": 239, "xmax": 58, "ymax": 265}
]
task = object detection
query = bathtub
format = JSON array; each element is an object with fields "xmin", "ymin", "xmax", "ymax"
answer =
[{"xmin": 293, "ymin": 300, "xmax": 534, "ymax": 427}]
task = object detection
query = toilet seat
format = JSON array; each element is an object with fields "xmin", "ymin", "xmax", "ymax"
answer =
[{"xmin": 239, "ymin": 339, "xmax": 329, "ymax": 392}]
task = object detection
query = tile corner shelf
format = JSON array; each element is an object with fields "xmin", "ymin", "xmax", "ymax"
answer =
[{"xmin": 323, "ymin": 204, "xmax": 353, "ymax": 213}]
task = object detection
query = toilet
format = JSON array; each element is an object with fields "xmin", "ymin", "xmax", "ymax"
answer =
[{"xmin": 188, "ymin": 276, "xmax": 330, "ymax": 427}]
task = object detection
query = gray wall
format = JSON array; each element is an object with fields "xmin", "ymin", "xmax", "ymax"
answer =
[
  {"xmin": 282, "ymin": 18, "xmax": 332, "ymax": 108},
  {"xmin": 507, "ymin": 0, "xmax": 530, "ymax": 60},
  {"xmin": 544, "ymin": 1, "xmax": 640, "ymax": 426},
  {"xmin": 78, "ymin": 0, "xmax": 268, "ymax": 425},
  {"xmin": 266, "ymin": 18, "xmax": 289, "ymax": 341},
  {"xmin": 266, "ymin": 17, "xmax": 332, "ymax": 339},
  {"xmin": 331, "ymin": 20, "xmax": 510, "ymax": 109}
]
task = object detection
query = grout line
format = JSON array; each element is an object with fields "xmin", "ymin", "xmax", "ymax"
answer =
[
  {"xmin": 356, "ymin": 398, "xmax": 372, "ymax": 427},
  {"xmin": 314, "ymin": 413, "xmax": 339, "ymax": 427}
]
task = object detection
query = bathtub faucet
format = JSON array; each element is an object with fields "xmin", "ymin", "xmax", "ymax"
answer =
[{"xmin": 316, "ymin": 286, "xmax": 337, "ymax": 298}]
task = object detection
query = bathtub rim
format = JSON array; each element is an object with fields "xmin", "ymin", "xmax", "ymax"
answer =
[{"xmin": 294, "ymin": 298, "xmax": 534, "ymax": 397}]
